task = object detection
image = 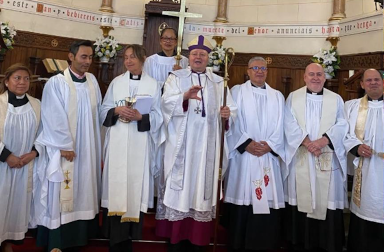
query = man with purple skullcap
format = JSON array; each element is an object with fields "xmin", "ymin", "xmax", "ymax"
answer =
[{"xmin": 156, "ymin": 35, "xmax": 237, "ymax": 251}]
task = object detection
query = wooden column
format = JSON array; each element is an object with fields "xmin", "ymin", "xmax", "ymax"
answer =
[
  {"xmin": 329, "ymin": 0, "xmax": 346, "ymax": 21},
  {"xmin": 214, "ymin": 0, "xmax": 228, "ymax": 23},
  {"xmin": 100, "ymin": 0, "xmax": 114, "ymax": 13}
]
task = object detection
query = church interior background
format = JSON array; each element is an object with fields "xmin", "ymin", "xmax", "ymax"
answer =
[{"xmin": 0, "ymin": 0, "xmax": 383, "ymax": 251}]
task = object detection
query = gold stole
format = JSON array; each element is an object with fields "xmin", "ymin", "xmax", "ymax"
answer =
[
  {"xmin": 352, "ymin": 95, "xmax": 369, "ymax": 207},
  {"xmin": 0, "ymin": 91, "xmax": 40, "ymax": 193},
  {"xmin": 60, "ymin": 68, "xmax": 97, "ymax": 212},
  {"xmin": 292, "ymin": 87, "xmax": 337, "ymax": 220}
]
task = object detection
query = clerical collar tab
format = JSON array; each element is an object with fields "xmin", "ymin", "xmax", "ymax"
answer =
[
  {"xmin": 191, "ymin": 69, "xmax": 206, "ymax": 74},
  {"xmin": 129, "ymin": 73, "xmax": 141, "ymax": 80},
  {"xmin": 306, "ymin": 88, "xmax": 323, "ymax": 95},
  {"xmin": 69, "ymin": 66, "xmax": 85, "ymax": 79},
  {"xmin": 368, "ymin": 95, "xmax": 383, "ymax": 102},
  {"xmin": 251, "ymin": 82, "xmax": 266, "ymax": 89}
]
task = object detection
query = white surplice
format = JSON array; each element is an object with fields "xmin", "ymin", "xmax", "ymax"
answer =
[
  {"xmin": 344, "ymin": 98, "xmax": 384, "ymax": 224},
  {"xmin": 100, "ymin": 71, "xmax": 163, "ymax": 220},
  {"xmin": 156, "ymin": 67, "xmax": 237, "ymax": 222},
  {"xmin": 224, "ymin": 82, "xmax": 285, "ymax": 213},
  {"xmin": 32, "ymin": 73, "xmax": 102, "ymax": 229},
  {"xmin": 0, "ymin": 94, "xmax": 40, "ymax": 243},
  {"xmin": 143, "ymin": 54, "xmax": 188, "ymax": 190},
  {"xmin": 284, "ymin": 89, "xmax": 348, "ymax": 217},
  {"xmin": 144, "ymin": 54, "xmax": 188, "ymax": 88}
]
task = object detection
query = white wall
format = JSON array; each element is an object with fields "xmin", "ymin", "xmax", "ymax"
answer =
[{"xmin": 0, "ymin": 0, "xmax": 381, "ymax": 55}]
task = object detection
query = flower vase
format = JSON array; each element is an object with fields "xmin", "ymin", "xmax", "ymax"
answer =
[
  {"xmin": 212, "ymin": 65, "xmax": 220, "ymax": 72},
  {"xmin": 325, "ymin": 73, "xmax": 333, "ymax": 79},
  {"xmin": 100, "ymin": 56, "xmax": 109, "ymax": 63}
]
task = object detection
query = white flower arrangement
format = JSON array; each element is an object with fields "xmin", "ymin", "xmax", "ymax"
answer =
[
  {"xmin": 208, "ymin": 45, "xmax": 225, "ymax": 70},
  {"xmin": 0, "ymin": 22, "xmax": 17, "ymax": 54},
  {"xmin": 312, "ymin": 46, "xmax": 340, "ymax": 78},
  {"xmin": 94, "ymin": 36, "xmax": 122, "ymax": 60}
]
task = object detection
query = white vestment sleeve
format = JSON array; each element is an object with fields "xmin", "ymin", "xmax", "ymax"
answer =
[
  {"xmin": 40, "ymin": 75, "xmax": 74, "ymax": 151},
  {"xmin": 344, "ymin": 99, "xmax": 363, "ymax": 152},
  {"xmin": 323, "ymin": 96, "xmax": 348, "ymax": 180},
  {"xmin": 265, "ymin": 90, "xmax": 285, "ymax": 162},
  {"xmin": 148, "ymin": 80, "xmax": 164, "ymax": 178},
  {"xmin": 227, "ymin": 85, "xmax": 251, "ymax": 159},
  {"xmin": 162, "ymin": 74, "xmax": 187, "ymax": 124},
  {"xmin": 100, "ymin": 77, "xmax": 117, "ymax": 123},
  {"xmin": 284, "ymin": 93, "xmax": 308, "ymax": 167}
]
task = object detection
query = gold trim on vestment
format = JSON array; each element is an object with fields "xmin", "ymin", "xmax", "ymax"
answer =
[
  {"xmin": 353, "ymin": 95, "xmax": 369, "ymax": 207},
  {"xmin": 107, "ymin": 211, "xmax": 125, "ymax": 217},
  {"xmin": 121, "ymin": 217, "xmax": 140, "ymax": 223}
]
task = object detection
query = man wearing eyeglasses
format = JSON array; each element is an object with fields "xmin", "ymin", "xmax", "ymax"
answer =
[
  {"xmin": 284, "ymin": 63, "xmax": 348, "ymax": 252},
  {"xmin": 156, "ymin": 35, "xmax": 236, "ymax": 252},
  {"xmin": 224, "ymin": 57, "xmax": 286, "ymax": 251},
  {"xmin": 344, "ymin": 69, "xmax": 384, "ymax": 252},
  {"xmin": 144, "ymin": 27, "xmax": 189, "ymax": 89}
]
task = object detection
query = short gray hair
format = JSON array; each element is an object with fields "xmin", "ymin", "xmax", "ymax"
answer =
[{"xmin": 248, "ymin": 56, "xmax": 267, "ymax": 67}]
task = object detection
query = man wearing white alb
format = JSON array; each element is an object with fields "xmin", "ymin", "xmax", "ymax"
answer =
[
  {"xmin": 33, "ymin": 40, "xmax": 102, "ymax": 252},
  {"xmin": 344, "ymin": 69, "xmax": 384, "ymax": 252},
  {"xmin": 224, "ymin": 56, "xmax": 286, "ymax": 251},
  {"xmin": 284, "ymin": 63, "xmax": 348, "ymax": 252}
]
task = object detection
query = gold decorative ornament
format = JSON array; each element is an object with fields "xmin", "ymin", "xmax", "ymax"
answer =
[
  {"xmin": 212, "ymin": 36, "xmax": 226, "ymax": 47},
  {"xmin": 100, "ymin": 26, "xmax": 114, "ymax": 38},
  {"xmin": 51, "ymin": 39, "xmax": 59, "ymax": 47},
  {"xmin": 326, "ymin": 37, "xmax": 340, "ymax": 48},
  {"xmin": 158, "ymin": 22, "xmax": 169, "ymax": 36}
]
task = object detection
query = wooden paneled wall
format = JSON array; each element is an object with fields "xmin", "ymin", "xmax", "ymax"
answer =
[
  {"xmin": 2, "ymin": 31, "xmax": 98, "ymax": 76},
  {"xmin": 3, "ymin": 30, "xmax": 383, "ymax": 101},
  {"xmin": 226, "ymin": 51, "xmax": 384, "ymax": 100}
]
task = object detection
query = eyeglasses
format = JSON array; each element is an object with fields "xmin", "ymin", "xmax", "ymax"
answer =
[
  {"xmin": 161, "ymin": 37, "xmax": 177, "ymax": 42},
  {"xmin": 248, "ymin": 66, "xmax": 267, "ymax": 72}
]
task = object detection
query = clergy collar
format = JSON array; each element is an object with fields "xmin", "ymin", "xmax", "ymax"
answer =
[
  {"xmin": 7, "ymin": 90, "xmax": 28, "ymax": 107},
  {"xmin": 130, "ymin": 72, "xmax": 141, "ymax": 80},
  {"xmin": 157, "ymin": 50, "xmax": 177, "ymax": 57},
  {"xmin": 69, "ymin": 67, "xmax": 87, "ymax": 83},
  {"xmin": 368, "ymin": 95, "xmax": 383, "ymax": 102},
  {"xmin": 191, "ymin": 69, "xmax": 206, "ymax": 74},
  {"xmin": 251, "ymin": 82, "xmax": 266, "ymax": 89},
  {"xmin": 306, "ymin": 88, "xmax": 323, "ymax": 95}
]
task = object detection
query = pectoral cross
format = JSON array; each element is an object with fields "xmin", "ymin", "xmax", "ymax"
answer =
[
  {"xmin": 162, "ymin": 0, "xmax": 202, "ymax": 66},
  {"xmin": 194, "ymin": 106, "xmax": 202, "ymax": 114},
  {"xmin": 64, "ymin": 170, "xmax": 71, "ymax": 189}
]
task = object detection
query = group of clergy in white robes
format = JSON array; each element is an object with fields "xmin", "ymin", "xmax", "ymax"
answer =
[
  {"xmin": 224, "ymin": 62, "xmax": 384, "ymax": 252},
  {"xmin": 2, "ymin": 34, "xmax": 383, "ymax": 252}
]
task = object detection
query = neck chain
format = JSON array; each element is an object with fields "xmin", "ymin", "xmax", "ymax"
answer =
[{"xmin": 191, "ymin": 72, "xmax": 208, "ymax": 117}]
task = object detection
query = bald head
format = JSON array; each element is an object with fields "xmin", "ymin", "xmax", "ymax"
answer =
[
  {"xmin": 362, "ymin": 68, "xmax": 383, "ymax": 81},
  {"xmin": 304, "ymin": 63, "xmax": 326, "ymax": 93},
  {"xmin": 361, "ymin": 68, "xmax": 384, "ymax": 100}
]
